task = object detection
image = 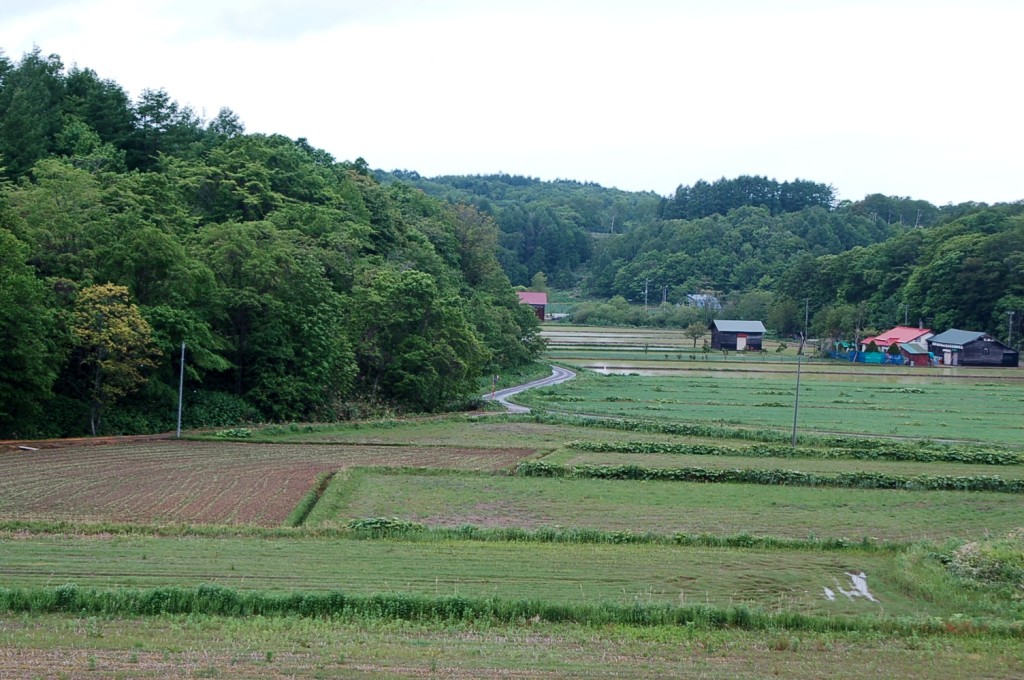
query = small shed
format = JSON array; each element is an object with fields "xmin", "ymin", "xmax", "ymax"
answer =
[
  {"xmin": 516, "ymin": 291, "xmax": 547, "ymax": 321},
  {"xmin": 710, "ymin": 320, "xmax": 766, "ymax": 351},
  {"xmin": 898, "ymin": 342, "xmax": 932, "ymax": 367},
  {"xmin": 927, "ymin": 329, "xmax": 1019, "ymax": 367}
]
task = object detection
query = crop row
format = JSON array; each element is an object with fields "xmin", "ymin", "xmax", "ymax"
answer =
[
  {"xmin": 516, "ymin": 461, "xmax": 1024, "ymax": 493},
  {"xmin": 567, "ymin": 440, "xmax": 1024, "ymax": 466}
]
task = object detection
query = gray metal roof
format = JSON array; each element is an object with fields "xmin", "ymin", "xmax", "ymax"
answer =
[
  {"xmin": 712, "ymin": 320, "xmax": 766, "ymax": 333},
  {"xmin": 898, "ymin": 342, "xmax": 930, "ymax": 354},
  {"xmin": 928, "ymin": 329, "xmax": 986, "ymax": 347}
]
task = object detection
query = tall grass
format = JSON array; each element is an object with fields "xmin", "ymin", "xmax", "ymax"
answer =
[{"xmin": 2, "ymin": 584, "xmax": 1020, "ymax": 637}]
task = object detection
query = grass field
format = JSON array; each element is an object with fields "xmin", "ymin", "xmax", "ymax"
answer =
[
  {"xmin": 3, "ymin": 614, "xmax": 1021, "ymax": 679},
  {"xmin": 545, "ymin": 448, "xmax": 1024, "ymax": 478},
  {"xmin": 514, "ymin": 369, "xmax": 1024, "ymax": 445},
  {"xmin": 2, "ymin": 324, "xmax": 1023, "ymax": 678},
  {"xmin": 306, "ymin": 469, "xmax": 1024, "ymax": 542},
  {"xmin": 0, "ymin": 532, "xmax": 1013, "ymax": 621}
]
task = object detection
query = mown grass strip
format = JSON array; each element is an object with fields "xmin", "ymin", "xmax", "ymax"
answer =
[
  {"xmin": 517, "ymin": 461, "xmax": 1024, "ymax": 493},
  {"xmin": 568, "ymin": 440, "xmax": 1024, "ymax": 466},
  {"xmin": 1, "ymin": 584, "xmax": 1020, "ymax": 638},
  {"xmin": 528, "ymin": 411, "xmax": 1023, "ymax": 451}
]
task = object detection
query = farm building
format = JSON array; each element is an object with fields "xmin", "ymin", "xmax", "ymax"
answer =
[
  {"xmin": 516, "ymin": 291, "xmax": 547, "ymax": 320},
  {"xmin": 710, "ymin": 320, "xmax": 765, "ymax": 351},
  {"xmin": 927, "ymin": 329, "xmax": 1019, "ymax": 367},
  {"xmin": 860, "ymin": 326, "xmax": 933, "ymax": 352},
  {"xmin": 685, "ymin": 293, "xmax": 722, "ymax": 311},
  {"xmin": 898, "ymin": 342, "xmax": 933, "ymax": 367}
]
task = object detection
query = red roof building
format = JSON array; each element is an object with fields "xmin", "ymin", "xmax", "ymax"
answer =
[
  {"xmin": 860, "ymin": 326, "xmax": 933, "ymax": 352},
  {"xmin": 516, "ymin": 291, "xmax": 547, "ymax": 320}
]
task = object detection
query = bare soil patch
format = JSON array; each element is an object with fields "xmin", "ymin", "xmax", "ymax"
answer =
[{"xmin": 0, "ymin": 441, "xmax": 533, "ymax": 527}]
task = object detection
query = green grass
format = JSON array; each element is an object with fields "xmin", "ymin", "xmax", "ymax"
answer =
[
  {"xmin": 0, "ymin": 533, "xmax": 1017, "ymax": 622},
  {"xmin": 307, "ymin": 469, "xmax": 1024, "ymax": 543},
  {"xmin": 514, "ymin": 370, "xmax": 1024, "ymax": 445},
  {"xmin": 544, "ymin": 449, "xmax": 1024, "ymax": 479},
  {"xmin": 3, "ymin": 614, "xmax": 1022, "ymax": 679}
]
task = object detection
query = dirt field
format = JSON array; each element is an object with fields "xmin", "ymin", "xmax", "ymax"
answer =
[{"xmin": 0, "ymin": 440, "xmax": 533, "ymax": 526}]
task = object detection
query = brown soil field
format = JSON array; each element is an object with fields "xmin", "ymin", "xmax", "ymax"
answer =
[{"xmin": 0, "ymin": 441, "xmax": 532, "ymax": 527}]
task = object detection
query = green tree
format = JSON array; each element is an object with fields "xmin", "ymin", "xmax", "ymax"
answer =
[
  {"xmin": 530, "ymin": 270, "xmax": 549, "ymax": 293},
  {"xmin": 0, "ymin": 48, "xmax": 65, "ymax": 178},
  {"xmin": 349, "ymin": 268, "xmax": 488, "ymax": 411},
  {"xmin": 71, "ymin": 284, "xmax": 161, "ymax": 434},
  {"xmin": 0, "ymin": 228, "xmax": 67, "ymax": 436},
  {"xmin": 683, "ymin": 321, "xmax": 706, "ymax": 347}
]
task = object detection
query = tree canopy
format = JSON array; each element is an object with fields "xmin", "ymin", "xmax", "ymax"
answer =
[{"xmin": 0, "ymin": 48, "xmax": 543, "ymax": 438}]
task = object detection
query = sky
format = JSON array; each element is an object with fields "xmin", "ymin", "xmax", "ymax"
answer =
[{"xmin": 1, "ymin": 0, "xmax": 1022, "ymax": 205}]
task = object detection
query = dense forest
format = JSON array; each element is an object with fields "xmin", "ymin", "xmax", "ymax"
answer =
[
  {"xmin": 375, "ymin": 171, "xmax": 661, "ymax": 288},
  {"xmin": 0, "ymin": 48, "xmax": 544, "ymax": 438}
]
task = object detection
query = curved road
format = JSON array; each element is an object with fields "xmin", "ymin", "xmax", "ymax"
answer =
[{"xmin": 483, "ymin": 365, "xmax": 576, "ymax": 413}]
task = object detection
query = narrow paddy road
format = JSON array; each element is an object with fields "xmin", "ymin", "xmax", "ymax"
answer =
[{"xmin": 483, "ymin": 365, "xmax": 576, "ymax": 413}]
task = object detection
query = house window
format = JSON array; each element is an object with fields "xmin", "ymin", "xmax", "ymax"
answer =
[{"xmin": 982, "ymin": 347, "xmax": 990, "ymax": 355}]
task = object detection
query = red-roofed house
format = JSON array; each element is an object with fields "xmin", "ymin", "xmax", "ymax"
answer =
[
  {"xmin": 516, "ymin": 291, "xmax": 547, "ymax": 320},
  {"xmin": 860, "ymin": 326, "xmax": 933, "ymax": 352}
]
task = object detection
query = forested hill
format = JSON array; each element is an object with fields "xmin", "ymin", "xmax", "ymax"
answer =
[
  {"xmin": 380, "ymin": 168, "xmax": 1023, "ymax": 344},
  {"xmin": 375, "ymin": 170, "xmax": 661, "ymax": 288},
  {"xmin": 0, "ymin": 48, "xmax": 544, "ymax": 438}
]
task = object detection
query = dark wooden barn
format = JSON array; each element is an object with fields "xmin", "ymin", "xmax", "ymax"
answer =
[
  {"xmin": 710, "ymin": 320, "xmax": 766, "ymax": 351},
  {"xmin": 516, "ymin": 291, "xmax": 547, "ymax": 321},
  {"xmin": 927, "ymin": 329, "xmax": 1019, "ymax": 367}
]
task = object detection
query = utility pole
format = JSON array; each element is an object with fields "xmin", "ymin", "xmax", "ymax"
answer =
[
  {"xmin": 1010, "ymin": 311, "xmax": 1016, "ymax": 348},
  {"xmin": 176, "ymin": 342, "xmax": 185, "ymax": 438},
  {"xmin": 791, "ymin": 352, "xmax": 803, "ymax": 446},
  {"xmin": 643, "ymin": 279, "xmax": 650, "ymax": 314},
  {"xmin": 798, "ymin": 298, "xmax": 809, "ymax": 355}
]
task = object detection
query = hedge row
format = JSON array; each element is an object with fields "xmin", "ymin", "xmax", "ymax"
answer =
[
  {"xmin": 2, "ymin": 584, "xmax": 1018, "ymax": 637},
  {"xmin": 567, "ymin": 440, "xmax": 1024, "ymax": 466},
  {"xmin": 341, "ymin": 519, "xmax": 896, "ymax": 552},
  {"xmin": 517, "ymin": 461, "xmax": 1024, "ymax": 493}
]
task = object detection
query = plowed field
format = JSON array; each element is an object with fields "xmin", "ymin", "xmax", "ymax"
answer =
[{"xmin": 0, "ymin": 441, "xmax": 532, "ymax": 526}]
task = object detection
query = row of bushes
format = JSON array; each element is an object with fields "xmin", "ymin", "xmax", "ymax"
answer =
[
  {"xmin": 567, "ymin": 440, "xmax": 1024, "ymax": 466},
  {"xmin": 516, "ymin": 461, "xmax": 1024, "ymax": 493},
  {"xmin": 2, "ymin": 584, "xmax": 1017, "ymax": 636},
  {"xmin": 0, "ymin": 518, "xmax": 897, "ymax": 552}
]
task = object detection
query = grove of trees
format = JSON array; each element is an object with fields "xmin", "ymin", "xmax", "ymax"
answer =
[{"xmin": 0, "ymin": 48, "xmax": 544, "ymax": 438}]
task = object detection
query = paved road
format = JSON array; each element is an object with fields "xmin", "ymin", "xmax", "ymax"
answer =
[{"xmin": 483, "ymin": 365, "xmax": 576, "ymax": 413}]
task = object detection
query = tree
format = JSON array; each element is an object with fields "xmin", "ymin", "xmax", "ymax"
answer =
[
  {"xmin": 683, "ymin": 321, "xmax": 707, "ymax": 348},
  {"xmin": 0, "ymin": 48, "xmax": 65, "ymax": 178},
  {"xmin": 71, "ymin": 284, "xmax": 161, "ymax": 434},
  {"xmin": 530, "ymin": 270, "xmax": 549, "ymax": 292},
  {"xmin": 349, "ymin": 268, "xmax": 488, "ymax": 411},
  {"xmin": 0, "ymin": 228, "xmax": 67, "ymax": 436}
]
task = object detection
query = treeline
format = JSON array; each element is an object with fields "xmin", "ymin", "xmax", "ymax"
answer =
[
  {"xmin": 376, "ymin": 170, "xmax": 661, "ymax": 288},
  {"xmin": 0, "ymin": 48, "xmax": 543, "ymax": 438},
  {"xmin": 659, "ymin": 176, "xmax": 837, "ymax": 220}
]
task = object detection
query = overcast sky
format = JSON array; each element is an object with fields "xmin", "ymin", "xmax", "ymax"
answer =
[{"xmin": 2, "ymin": 0, "xmax": 1021, "ymax": 205}]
